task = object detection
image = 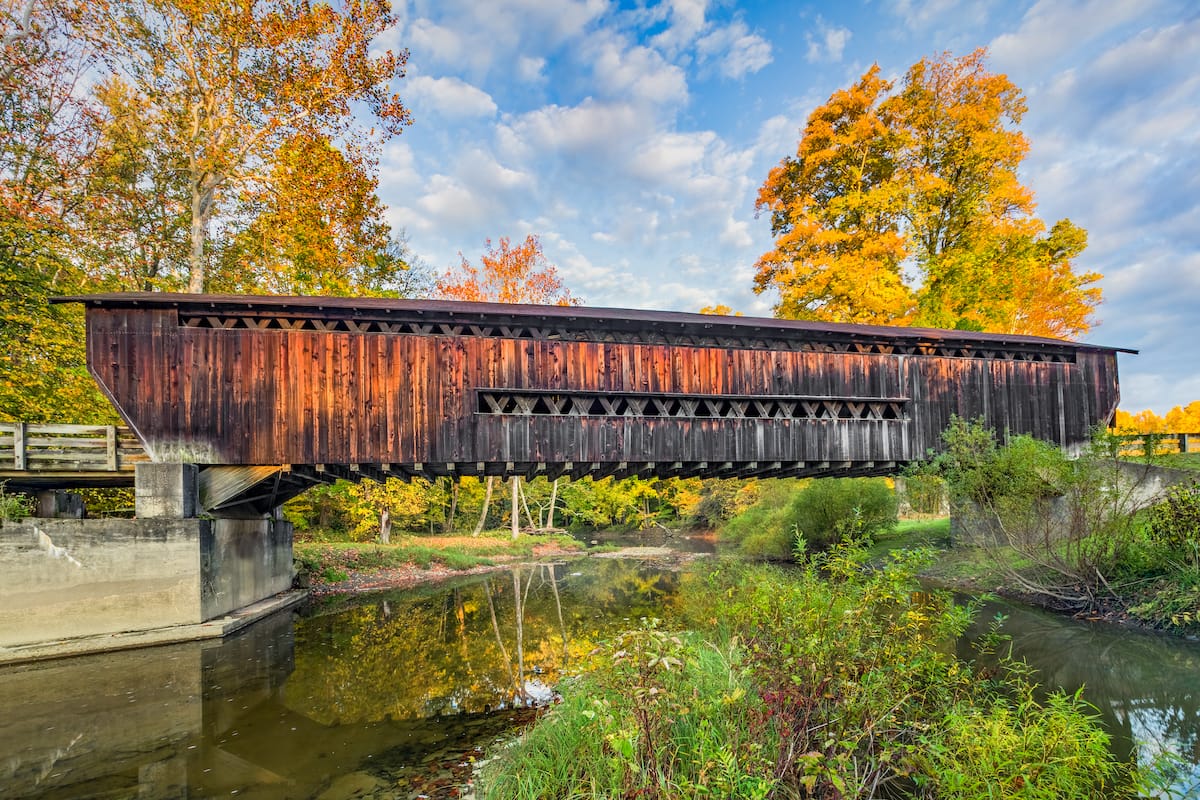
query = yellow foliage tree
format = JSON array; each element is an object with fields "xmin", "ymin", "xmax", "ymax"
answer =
[
  {"xmin": 75, "ymin": 0, "xmax": 411, "ymax": 292},
  {"xmin": 212, "ymin": 133, "xmax": 409, "ymax": 297},
  {"xmin": 756, "ymin": 49, "xmax": 1101, "ymax": 338},
  {"xmin": 1115, "ymin": 403, "xmax": 1200, "ymax": 434}
]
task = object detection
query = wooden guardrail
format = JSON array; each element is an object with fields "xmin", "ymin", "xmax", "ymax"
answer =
[
  {"xmin": 1115, "ymin": 431, "xmax": 1200, "ymax": 458},
  {"xmin": 0, "ymin": 423, "xmax": 148, "ymax": 472}
]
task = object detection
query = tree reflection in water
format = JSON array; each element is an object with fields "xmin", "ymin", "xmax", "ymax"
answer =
[{"xmin": 285, "ymin": 557, "xmax": 682, "ymax": 725}]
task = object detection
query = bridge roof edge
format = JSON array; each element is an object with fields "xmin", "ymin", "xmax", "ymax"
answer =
[{"xmin": 53, "ymin": 292, "xmax": 1137, "ymax": 355}]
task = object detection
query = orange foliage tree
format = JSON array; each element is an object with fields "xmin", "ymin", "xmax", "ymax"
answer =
[
  {"xmin": 756, "ymin": 49, "xmax": 1101, "ymax": 338},
  {"xmin": 437, "ymin": 235, "xmax": 580, "ymax": 306}
]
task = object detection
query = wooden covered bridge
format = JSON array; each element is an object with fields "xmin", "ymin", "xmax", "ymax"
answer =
[{"xmin": 46, "ymin": 293, "xmax": 1129, "ymax": 516}]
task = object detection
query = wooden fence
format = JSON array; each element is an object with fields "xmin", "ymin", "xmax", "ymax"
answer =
[
  {"xmin": 1115, "ymin": 432, "xmax": 1200, "ymax": 458},
  {"xmin": 0, "ymin": 423, "xmax": 147, "ymax": 473}
]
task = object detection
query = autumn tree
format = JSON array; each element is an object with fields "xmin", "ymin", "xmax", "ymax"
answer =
[
  {"xmin": 1114, "ymin": 403, "xmax": 1200, "ymax": 434},
  {"xmin": 0, "ymin": 0, "xmax": 115, "ymax": 421},
  {"xmin": 74, "ymin": 0, "xmax": 411, "ymax": 293},
  {"xmin": 437, "ymin": 235, "xmax": 580, "ymax": 306},
  {"xmin": 755, "ymin": 66, "xmax": 912, "ymax": 325},
  {"xmin": 211, "ymin": 132, "xmax": 412, "ymax": 297},
  {"xmin": 756, "ymin": 49, "xmax": 1101, "ymax": 338},
  {"xmin": 73, "ymin": 76, "xmax": 192, "ymax": 291}
]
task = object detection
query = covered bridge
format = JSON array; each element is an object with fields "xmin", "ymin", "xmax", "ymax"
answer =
[{"xmin": 57, "ymin": 293, "xmax": 1128, "ymax": 515}]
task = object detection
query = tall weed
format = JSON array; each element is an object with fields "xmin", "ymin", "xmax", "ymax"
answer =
[{"xmin": 482, "ymin": 547, "xmax": 1131, "ymax": 799}]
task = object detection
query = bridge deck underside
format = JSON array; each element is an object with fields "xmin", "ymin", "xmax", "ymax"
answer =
[{"xmin": 213, "ymin": 459, "xmax": 900, "ymax": 516}]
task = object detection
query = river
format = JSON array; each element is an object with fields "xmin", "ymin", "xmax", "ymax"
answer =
[{"xmin": 2, "ymin": 546, "xmax": 1198, "ymax": 798}]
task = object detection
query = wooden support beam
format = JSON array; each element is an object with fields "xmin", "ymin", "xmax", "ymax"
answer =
[
  {"xmin": 13, "ymin": 423, "xmax": 25, "ymax": 470},
  {"xmin": 105, "ymin": 425, "xmax": 117, "ymax": 470}
]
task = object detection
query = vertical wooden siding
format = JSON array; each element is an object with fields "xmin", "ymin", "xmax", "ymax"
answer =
[{"xmin": 84, "ymin": 307, "xmax": 1120, "ymax": 467}]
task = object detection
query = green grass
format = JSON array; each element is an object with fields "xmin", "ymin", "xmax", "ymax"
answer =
[
  {"xmin": 864, "ymin": 516, "xmax": 1027, "ymax": 589},
  {"xmin": 869, "ymin": 517, "xmax": 950, "ymax": 551},
  {"xmin": 1145, "ymin": 452, "xmax": 1200, "ymax": 472},
  {"xmin": 294, "ymin": 533, "xmax": 585, "ymax": 580}
]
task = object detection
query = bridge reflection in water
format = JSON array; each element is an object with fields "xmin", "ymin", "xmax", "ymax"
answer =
[{"xmin": 0, "ymin": 557, "xmax": 681, "ymax": 799}]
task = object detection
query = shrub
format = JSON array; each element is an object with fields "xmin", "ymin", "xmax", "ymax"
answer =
[
  {"xmin": 483, "ymin": 551, "xmax": 1132, "ymax": 799},
  {"xmin": 783, "ymin": 477, "xmax": 897, "ymax": 551},
  {"xmin": 719, "ymin": 478, "xmax": 898, "ymax": 558},
  {"xmin": 1148, "ymin": 482, "xmax": 1200, "ymax": 569},
  {"xmin": 719, "ymin": 480, "xmax": 803, "ymax": 559},
  {"xmin": 0, "ymin": 482, "xmax": 31, "ymax": 522},
  {"xmin": 915, "ymin": 420, "xmax": 1157, "ymax": 611},
  {"xmin": 480, "ymin": 620, "xmax": 775, "ymax": 800}
]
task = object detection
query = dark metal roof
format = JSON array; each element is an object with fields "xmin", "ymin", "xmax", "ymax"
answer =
[{"xmin": 54, "ymin": 292, "xmax": 1136, "ymax": 355}]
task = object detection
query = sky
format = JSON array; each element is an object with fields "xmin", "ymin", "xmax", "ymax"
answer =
[{"xmin": 374, "ymin": 0, "xmax": 1200, "ymax": 416}]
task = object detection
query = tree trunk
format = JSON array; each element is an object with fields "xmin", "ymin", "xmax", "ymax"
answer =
[
  {"xmin": 547, "ymin": 478, "xmax": 559, "ymax": 530},
  {"xmin": 472, "ymin": 476, "xmax": 494, "ymax": 537},
  {"xmin": 511, "ymin": 476, "xmax": 520, "ymax": 539},
  {"xmin": 444, "ymin": 479, "xmax": 459, "ymax": 533},
  {"xmin": 518, "ymin": 477, "xmax": 536, "ymax": 530},
  {"xmin": 187, "ymin": 176, "xmax": 218, "ymax": 293},
  {"xmin": 379, "ymin": 508, "xmax": 391, "ymax": 544}
]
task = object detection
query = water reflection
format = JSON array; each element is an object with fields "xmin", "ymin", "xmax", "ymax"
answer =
[
  {"xmin": 287, "ymin": 559, "xmax": 681, "ymax": 725},
  {"xmin": 0, "ymin": 556, "xmax": 681, "ymax": 799},
  {"xmin": 3, "ymin": 556, "xmax": 1198, "ymax": 799},
  {"xmin": 963, "ymin": 598, "xmax": 1200, "ymax": 795}
]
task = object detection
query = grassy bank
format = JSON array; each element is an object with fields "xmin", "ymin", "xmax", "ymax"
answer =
[
  {"xmin": 480, "ymin": 545, "xmax": 1134, "ymax": 799},
  {"xmin": 294, "ymin": 532, "xmax": 585, "ymax": 583}
]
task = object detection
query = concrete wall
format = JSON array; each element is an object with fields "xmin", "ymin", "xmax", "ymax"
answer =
[
  {"xmin": 0, "ymin": 519, "xmax": 206, "ymax": 647},
  {"xmin": 950, "ymin": 461, "xmax": 1197, "ymax": 546},
  {"xmin": 1, "ymin": 515, "xmax": 295, "ymax": 648},
  {"xmin": 201, "ymin": 517, "xmax": 294, "ymax": 619}
]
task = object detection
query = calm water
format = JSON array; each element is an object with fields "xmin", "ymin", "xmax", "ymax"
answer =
[{"xmin": 2, "ymin": 551, "xmax": 1198, "ymax": 799}]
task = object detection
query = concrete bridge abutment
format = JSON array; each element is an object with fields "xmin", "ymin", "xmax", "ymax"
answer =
[{"xmin": 0, "ymin": 463, "xmax": 300, "ymax": 664}]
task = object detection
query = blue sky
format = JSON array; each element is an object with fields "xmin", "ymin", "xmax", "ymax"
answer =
[{"xmin": 376, "ymin": 0, "xmax": 1199, "ymax": 415}]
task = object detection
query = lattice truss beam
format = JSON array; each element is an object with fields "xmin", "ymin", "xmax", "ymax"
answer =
[
  {"xmin": 476, "ymin": 390, "xmax": 908, "ymax": 421},
  {"xmin": 180, "ymin": 314, "xmax": 1076, "ymax": 363}
]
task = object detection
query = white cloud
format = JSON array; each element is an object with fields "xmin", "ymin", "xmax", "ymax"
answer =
[
  {"xmin": 989, "ymin": 0, "xmax": 1150, "ymax": 74},
  {"xmin": 517, "ymin": 56, "xmax": 546, "ymax": 82},
  {"xmin": 404, "ymin": 0, "xmax": 605, "ymax": 78},
  {"xmin": 588, "ymin": 33, "xmax": 690, "ymax": 106},
  {"xmin": 887, "ymin": 0, "xmax": 987, "ymax": 32},
  {"xmin": 650, "ymin": 0, "xmax": 709, "ymax": 53},
  {"xmin": 695, "ymin": 19, "xmax": 773, "ymax": 78},
  {"xmin": 719, "ymin": 217, "xmax": 753, "ymax": 248},
  {"xmin": 805, "ymin": 18, "xmax": 851, "ymax": 64},
  {"xmin": 629, "ymin": 131, "xmax": 716, "ymax": 185},
  {"xmin": 406, "ymin": 75, "xmax": 498, "ymax": 119},
  {"xmin": 499, "ymin": 100, "xmax": 648, "ymax": 159},
  {"xmin": 407, "ymin": 18, "xmax": 464, "ymax": 65},
  {"xmin": 416, "ymin": 174, "xmax": 489, "ymax": 229},
  {"xmin": 378, "ymin": 141, "xmax": 421, "ymax": 190}
]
